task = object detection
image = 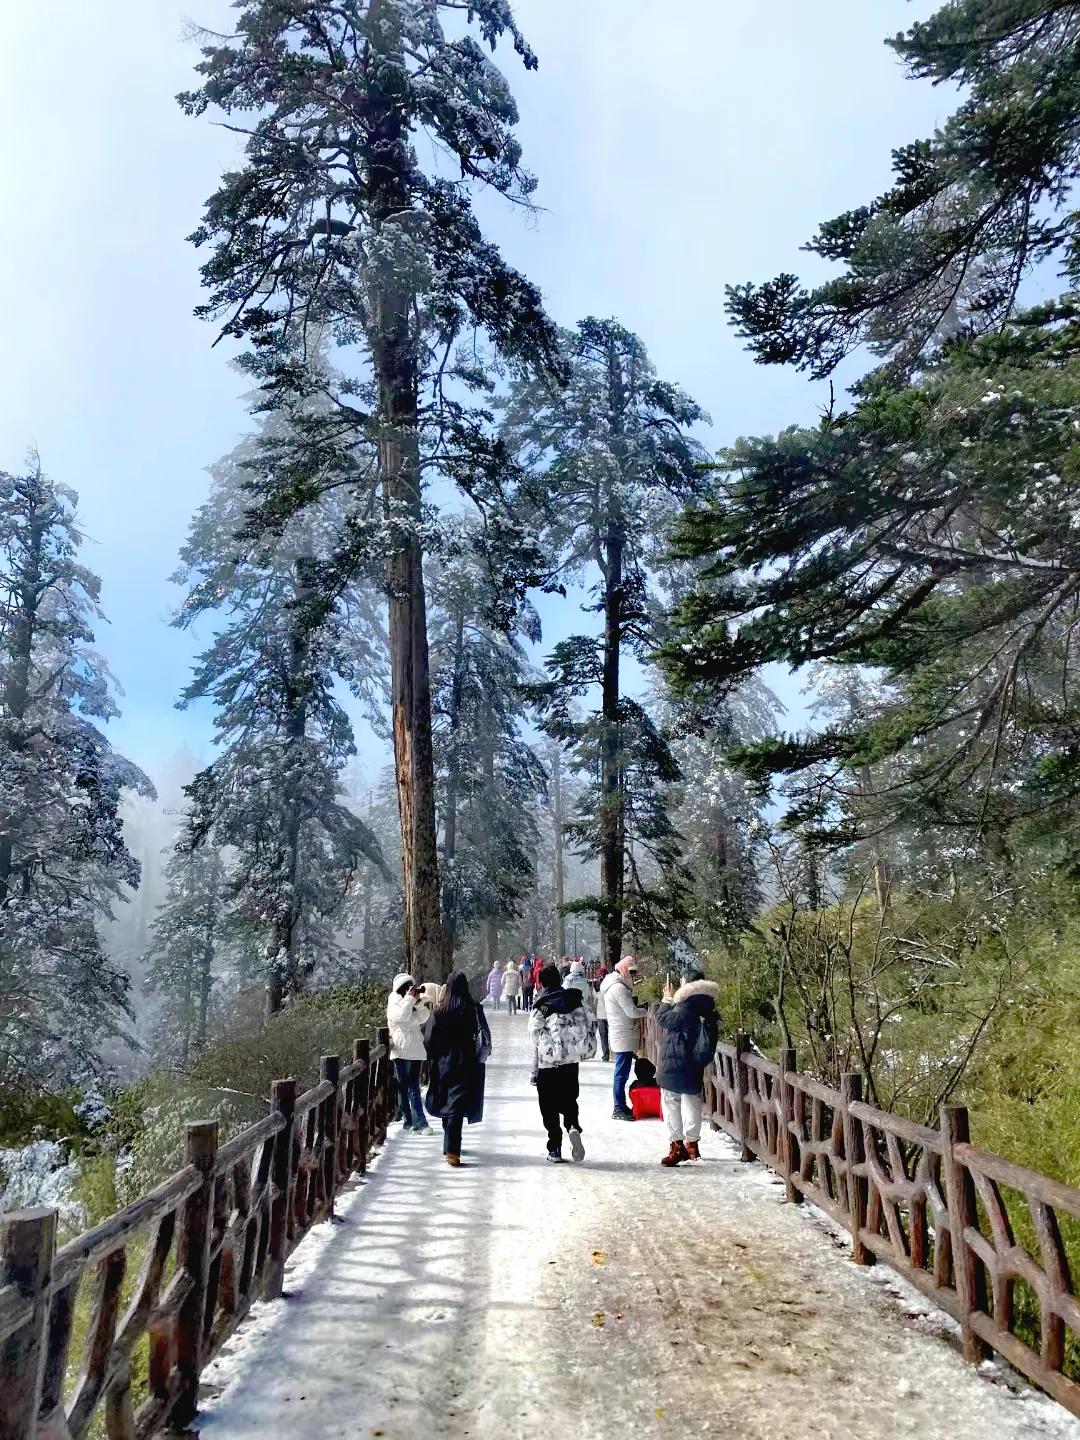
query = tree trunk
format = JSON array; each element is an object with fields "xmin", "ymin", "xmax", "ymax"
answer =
[
  {"xmin": 440, "ymin": 608, "xmax": 466, "ymax": 954},
  {"xmin": 368, "ymin": 2, "xmax": 445, "ymax": 982},
  {"xmin": 481, "ymin": 918, "xmax": 499, "ymax": 973},
  {"xmin": 265, "ymin": 568, "xmax": 309, "ymax": 1019},
  {"xmin": 0, "ymin": 490, "xmax": 43, "ymax": 907},
  {"xmin": 598, "ymin": 526, "xmax": 624, "ymax": 969},
  {"xmin": 551, "ymin": 746, "xmax": 566, "ymax": 955}
]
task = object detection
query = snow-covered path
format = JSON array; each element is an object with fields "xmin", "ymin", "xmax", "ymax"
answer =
[{"xmin": 199, "ymin": 1011, "xmax": 1080, "ymax": 1440}]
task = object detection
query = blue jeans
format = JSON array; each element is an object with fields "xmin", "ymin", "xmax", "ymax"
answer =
[
  {"xmin": 393, "ymin": 1059, "xmax": 425, "ymax": 1128},
  {"xmin": 613, "ymin": 1050, "xmax": 634, "ymax": 1112}
]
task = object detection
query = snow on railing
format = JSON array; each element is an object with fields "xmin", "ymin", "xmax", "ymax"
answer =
[
  {"xmin": 0, "ymin": 1030, "xmax": 393, "ymax": 1440},
  {"xmin": 644, "ymin": 1018, "xmax": 1080, "ymax": 1422}
]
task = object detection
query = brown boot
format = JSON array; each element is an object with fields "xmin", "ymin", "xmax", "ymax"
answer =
[
  {"xmin": 445, "ymin": 1154, "xmax": 460, "ymax": 1167},
  {"xmin": 686, "ymin": 1141, "xmax": 701, "ymax": 1161},
  {"xmin": 660, "ymin": 1141, "xmax": 689, "ymax": 1167}
]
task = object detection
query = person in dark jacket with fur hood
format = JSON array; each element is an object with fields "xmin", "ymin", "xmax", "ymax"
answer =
[
  {"xmin": 652, "ymin": 968, "xmax": 720, "ymax": 1167},
  {"xmin": 528, "ymin": 963, "xmax": 596, "ymax": 1164}
]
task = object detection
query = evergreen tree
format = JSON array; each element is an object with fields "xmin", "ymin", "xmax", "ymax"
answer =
[
  {"xmin": 144, "ymin": 833, "xmax": 226, "ymax": 1066},
  {"xmin": 727, "ymin": 2, "xmax": 1080, "ymax": 378},
  {"xmin": 181, "ymin": 0, "xmax": 562, "ymax": 980},
  {"xmin": 663, "ymin": 307, "xmax": 1080, "ymax": 867},
  {"xmin": 175, "ymin": 418, "xmax": 388, "ymax": 1014},
  {"xmin": 504, "ymin": 318, "xmax": 707, "ymax": 964},
  {"xmin": 0, "ymin": 460, "xmax": 153, "ymax": 1087},
  {"xmin": 429, "ymin": 537, "xmax": 546, "ymax": 967}
]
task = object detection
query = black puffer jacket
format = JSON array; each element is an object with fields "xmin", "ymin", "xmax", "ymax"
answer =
[{"xmin": 652, "ymin": 980, "xmax": 720, "ymax": 1094}]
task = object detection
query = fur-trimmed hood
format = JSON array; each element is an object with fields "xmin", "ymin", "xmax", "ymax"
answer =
[{"xmin": 672, "ymin": 978, "xmax": 720, "ymax": 1006}]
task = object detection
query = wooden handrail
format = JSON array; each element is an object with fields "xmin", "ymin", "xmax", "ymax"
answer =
[
  {"xmin": 0, "ymin": 1032, "xmax": 395, "ymax": 1440},
  {"xmin": 655, "ymin": 1012, "xmax": 1080, "ymax": 1422}
]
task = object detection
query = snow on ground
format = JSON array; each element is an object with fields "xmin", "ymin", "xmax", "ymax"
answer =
[{"xmin": 198, "ymin": 1011, "xmax": 1080, "ymax": 1440}]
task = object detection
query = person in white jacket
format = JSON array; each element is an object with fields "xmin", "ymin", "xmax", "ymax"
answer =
[
  {"xmin": 386, "ymin": 973, "xmax": 433, "ymax": 1133},
  {"xmin": 598, "ymin": 956, "xmax": 649, "ymax": 1119},
  {"xmin": 501, "ymin": 958, "xmax": 523, "ymax": 1015},
  {"xmin": 562, "ymin": 959, "xmax": 594, "ymax": 1016}
]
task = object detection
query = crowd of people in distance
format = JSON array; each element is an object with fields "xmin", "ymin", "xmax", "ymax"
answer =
[{"xmin": 385, "ymin": 954, "xmax": 719, "ymax": 1168}]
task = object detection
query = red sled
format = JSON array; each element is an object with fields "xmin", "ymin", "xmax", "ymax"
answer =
[{"xmin": 629, "ymin": 1085, "xmax": 663, "ymax": 1120}]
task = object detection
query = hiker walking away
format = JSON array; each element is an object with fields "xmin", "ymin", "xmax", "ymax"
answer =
[
  {"xmin": 486, "ymin": 960, "xmax": 504, "ymax": 1011},
  {"xmin": 594, "ymin": 969, "xmax": 611, "ymax": 1061},
  {"xmin": 425, "ymin": 970, "xmax": 491, "ymax": 1166},
  {"xmin": 563, "ymin": 958, "xmax": 594, "ymax": 1016},
  {"xmin": 502, "ymin": 957, "xmax": 523, "ymax": 1015},
  {"xmin": 386, "ymin": 973, "xmax": 433, "ymax": 1134},
  {"xmin": 653, "ymin": 969, "xmax": 720, "ymax": 1166},
  {"xmin": 520, "ymin": 954, "xmax": 535, "ymax": 1012},
  {"xmin": 599, "ymin": 957, "xmax": 649, "ymax": 1119},
  {"xmin": 529, "ymin": 963, "xmax": 595, "ymax": 1163},
  {"xmin": 531, "ymin": 953, "xmax": 545, "ymax": 996}
]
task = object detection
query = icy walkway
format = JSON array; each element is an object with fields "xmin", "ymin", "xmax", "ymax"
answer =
[{"xmin": 199, "ymin": 1012, "xmax": 1080, "ymax": 1440}]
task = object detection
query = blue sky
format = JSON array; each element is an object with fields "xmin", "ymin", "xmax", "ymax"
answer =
[{"xmin": 0, "ymin": 0, "xmax": 950, "ymax": 783}]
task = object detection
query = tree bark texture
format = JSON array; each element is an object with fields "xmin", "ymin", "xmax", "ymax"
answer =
[{"xmin": 368, "ymin": 0, "xmax": 446, "ymax": 982}]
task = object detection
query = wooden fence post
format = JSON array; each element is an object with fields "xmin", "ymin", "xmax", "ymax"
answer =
[
  {"xmin": 353, "ymin": 1039, "xmax": 370, "ymax": 1176},
  {"xmin": 0, "ymin": 1206, "xmax": 55, "ymax": 1440},
  {"xmin": 734, "ymin": 1032, "xmax": 752, "ymax": 1162},
  {"xmin": 321, "ymin": 1056, "xmax": 341, "ymax": 1216},
  {"xmin": 779, "ymin": 1047, "xmax": 799, "ymax": 1203},
  {"xmin": 266, "ymin": 1079, "xmax": 296, "ymax": 1299},
  {"xmin": 841, "ymin": 1072, "xmax": 872, "ymax": 1266},
  {"xmin": 376, "ymin": 1028, "xmax": 392, "ymax": 1144},
  {"xmin": 941, "ymin": 1104, "xmax": 989, "ymax": 1364},
  {"xmin": 172, "ymin": 1121, "xmax": 218, "ymax": 1431}
]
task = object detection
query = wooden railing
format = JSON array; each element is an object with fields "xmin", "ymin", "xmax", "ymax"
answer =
[
  {"xmin": 0, "ymin": 1029, "xmax": 393, "ymax": 1440},
  {"xmin": 648, "ymin": 1024, "xmax": 1080, "ymax": 1420}
]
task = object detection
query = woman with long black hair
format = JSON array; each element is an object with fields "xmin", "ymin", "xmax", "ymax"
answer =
[{"xmin": 424, "ymin": 970, "xmax": 491, "ymax": 1166}]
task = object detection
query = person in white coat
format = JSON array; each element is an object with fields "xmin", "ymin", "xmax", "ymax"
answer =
[
  {"xmin": 386, "ymin": 973, "xmax": 433, "ymax": 1133},
  {"xmin": 598, "ymin": 956, "xmax": 649, "ymax": 1119},
  {"xmin": 501, "ymin": 958, "xmax": 523, "ymax": 1015},
  {"xmin": 595, "ymin": 974, "xmax": 611, "ymax": 1061},
  {"xmin": 562, "ymin": 959, "xmax": 594, "ymax": 1016}
]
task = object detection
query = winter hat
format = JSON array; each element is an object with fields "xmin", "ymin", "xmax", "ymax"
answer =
[
  {"xmin": 615, "ymin": 956, "xmax": 638, "ymax": 979},
  {"xmin": 392, "ymin": 971, "xmax": 414, "ymax": 995}
]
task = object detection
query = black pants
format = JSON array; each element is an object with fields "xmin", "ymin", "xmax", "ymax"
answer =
[
  {"xmin": 536, "ymin": 1064, "xmax": 580, "ymax": 1153},
  {"xmin": 522, "ymin": 987, "xmax": 534, "ymax": 1011},
  {"xmin": 597, "ymin": 1019, "xmax": 610, "ymax": 1061},
  {"xmin": 442, "ymin": 1112, "xmax": 464, "ymax": 1157}
]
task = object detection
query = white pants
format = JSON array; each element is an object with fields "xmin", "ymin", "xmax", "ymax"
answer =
[{"xmin": 661, "ymin": 1089, "xmax": 703, "ymax": 1143}]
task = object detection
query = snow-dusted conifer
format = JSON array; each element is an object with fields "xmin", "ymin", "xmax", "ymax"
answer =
[
  {"xmin": 174, "ymin": 408, "xmax": 389, "ymax": 1015},
  {"xmin": 180, "ymin": 0, "xmax": 562, "ymax": 981},
  {"xmin": 0, "ymin": 460, "xmax": 153, "ymax": 1086},
  {"xmin": 429, "ymin": 533, "xmax": 546, "ymax": 967},
  {"xmin": 504, "ymin": 319, "xmax": 708, "ymax": 964},
  {"xmin": 144, "ymin": 834, "xmax": 227, "ymax": 1065}
]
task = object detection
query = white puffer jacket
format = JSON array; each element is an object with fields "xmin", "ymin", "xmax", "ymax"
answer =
[
  {"xmin": 599, "ymin": 971, "xmax": 648, "ymax": 1053},
  {"xmin": 529, "ymin": 988, "xmax": 596, "ymax": 1070},
  {"xmin": 386, "ymin": 980, "xmax": 430, "ymax": 1062}
]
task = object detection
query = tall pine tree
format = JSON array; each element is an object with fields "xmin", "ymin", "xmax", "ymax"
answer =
[
  {"xmin": 429, "ymin": 535, "xmax": 545, "ymax": 967},
  {"xmin": 0, "ymin": 461, "xmax": 152, "ymax": 1086},
  {"xmin": 175, "ymin": 415, "xmax": 388, "ymax": 1014},
  {"xmin": 181, "ymin": 0, "xmax": 562, "ymax": 979},
  {"xmin": 505, "ymin": 318, "xmax": 707, "ymax": 964}
]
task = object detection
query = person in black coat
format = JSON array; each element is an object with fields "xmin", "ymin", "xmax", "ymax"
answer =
[
  {"xmin": 425, "ymin": 970, "xmax": 491, "ymax": 1166},
  {"xmin": 652, "ymin": 972, "xmax": 720, "ymax": 1167}
]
